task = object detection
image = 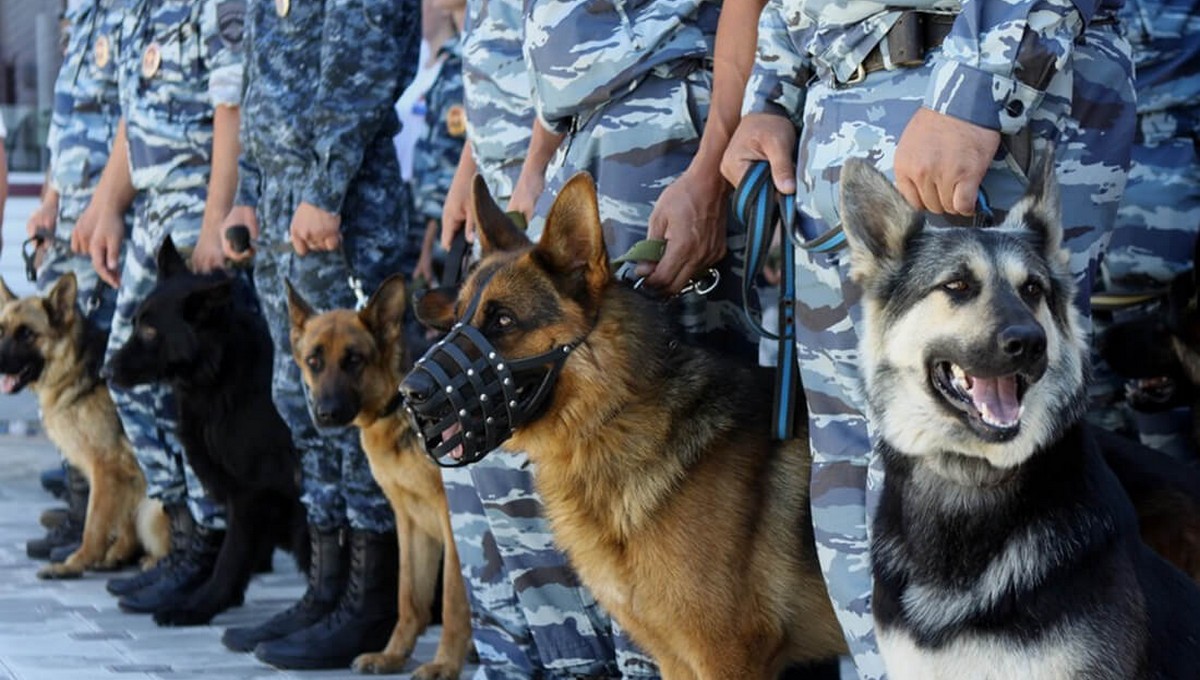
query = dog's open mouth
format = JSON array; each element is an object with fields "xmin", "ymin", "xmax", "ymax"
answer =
[
  {"xmin": 0, "ymin": 365, "xmax": 36, "ymax": 395},
  {"xmin": 931, "ymin": 361, "xmax": 1031, "ymax": 440}
]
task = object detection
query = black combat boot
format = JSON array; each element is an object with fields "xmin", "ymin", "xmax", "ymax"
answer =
[
  {"xmin": 118, "ymin": 522, "xmax": 224, "ymax": 613},
  {"xmin": 253, "ymin": 529, "xmax": 398, "ymax": 670},
  {"xmin": 221, "ymin": 525, "xmax": 348, "ymax": 652},
  {"xmin": 106, "ymin": 502, "xmax": 193, "ymax": 596},
  {"xmin": 26, "ymin": 465, "xmax": 88, "ymax": 560}
]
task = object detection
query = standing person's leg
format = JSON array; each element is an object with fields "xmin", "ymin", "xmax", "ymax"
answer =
[
  {"xmin": 106, "ymin": 188, "xmax": 228, "ymax": 611},
  {"xmin": 38, "ymin": 190, "xmax": 121, "ymax": 330}
]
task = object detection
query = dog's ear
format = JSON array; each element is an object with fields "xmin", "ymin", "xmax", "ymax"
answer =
[
  {"xmin": 157, "ymin": 235, "xmax": 190, "ymax": 279},
  {"xmin": 360, "ymin": 274, "xmax": 407, "ymax": 346},
  {"xmin": 44, "ymin": 271, "xmax": 79, "ymax": 329},
  {"xmin": 839, "ymin": 158, "xmax": 922, "ymax": 281},
  {"xmin": 1005, "ymin": 152, "xmax": 1064, "ymax": 264},
  {"xmin": 0, "ymin": 277, "xmax": 17, "ymax": 305},
  {"xmin": 472, "ymin": 175, "xmax": 530, "ymax": 255},
  {"xmin": 184, "ymin": 278, "xmax": 233, "ymax": 323},
  {"xmin": 534, "ymin": 172, "xmax": 609, "ymax": 301},
  {"xmin": 414, "ymin": 287, "xmax": 457, "ymax": 333},
  {"xmin": 286, "ymin": 280, "xmax": 316, "ymax": 349}
]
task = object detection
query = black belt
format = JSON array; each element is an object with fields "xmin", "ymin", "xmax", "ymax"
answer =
[{"xmin": 841, "ymin": 11, "xmax": 956, "ymax": 86}]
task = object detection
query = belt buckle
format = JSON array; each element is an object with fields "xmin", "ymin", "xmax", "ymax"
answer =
[{"xmin": 841, "ymin": 63, "xmax": 866, "ymax": 87}]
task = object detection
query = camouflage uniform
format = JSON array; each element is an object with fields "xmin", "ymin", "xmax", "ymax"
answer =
[
  {"xmin": 237, "ymin": 0, "xmax": 417, "ymax": 533},
  {"xmin": 525, "ymin": 0, "xmax": 754, "ymax": 354},
  {"xmin": 412, "ymin": 36, "xmax": 466, "ymax": 229},
  {"xmin": 1090, "ymin": 0, "xmax": 1200, "ymax": 461},
  {"xmin": 106, "ymin": 0, "xmax": 246, "ymax": 529},
  {"xmin": 746, "ymin": 1, "xmax": 1135, "ymax": 677},
  {"xmin": 39, "ymin": 0, "xmax": 127, "ymax": 330}
]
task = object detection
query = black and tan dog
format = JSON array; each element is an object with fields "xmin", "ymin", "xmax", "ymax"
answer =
[
  {"xmin": 0, "ymin": 273, "xmax": 168, "ymax": 578},
  {"xmin": 109, "ymin": 238, "xmax": 308, "ymax": 626},
  {"xmin": 287, "ymin": 275, "xmax": 472, "ymax": 679},
  {"xmin": 841, "ymin": 157, "xmax": 1200, "ymax": 678},
  {"xmin": 403, "ymin": 175, "xmax": 847, "ymax": 679}
]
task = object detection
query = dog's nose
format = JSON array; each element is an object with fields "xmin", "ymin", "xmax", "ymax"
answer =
[
  {"xmin": 999, "ymin": 324, "xmax": 1046, "ymax": 360},
  {"xmin": 400, "ymin": 369, "xmax": 438, "ymax": 404}
]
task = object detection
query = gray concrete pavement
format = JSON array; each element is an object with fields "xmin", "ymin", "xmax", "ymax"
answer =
[{"xmin": 0, "ymin": 196, "xmax": 470, "ymax": 680}]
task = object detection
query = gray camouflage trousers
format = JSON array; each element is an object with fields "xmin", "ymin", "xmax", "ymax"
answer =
[
  {"xmin": 37, "ymin": 190, "xmax": 121, "ymax": 331},
  {"xmin": 104, "ymin": 185, "xmax": 226, "ymax": 530},
  {"xmin": 251, "ymin": 157, "xmax": 404, "ymax": 533},
  {"xmin": 787, "ymin": 25, "xmax": 1135, "ymax": 679}
]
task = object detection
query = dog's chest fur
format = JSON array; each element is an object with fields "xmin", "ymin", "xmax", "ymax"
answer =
[{"xmin": 872, "ymin": 426, "xmax": 1148, "ymax": 679}]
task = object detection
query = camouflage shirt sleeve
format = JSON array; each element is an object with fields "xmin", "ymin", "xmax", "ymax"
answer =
[
  {"xmin": 743, "ymin": 0, "xmax": 811, "ymax": 129},
  {"xmin": 925, "ymin": 0, "xmax": 1102, "ymax": 134},
  {"xmin": 301, "ymin": 0, "xmax": 416, "ymax": 215},
  {"xmin": 203, "ymin": 0, "xmax": 246, "ymax": 109}
]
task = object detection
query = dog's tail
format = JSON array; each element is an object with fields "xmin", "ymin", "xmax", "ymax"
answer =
[{"xmin": 136, "ymin": 498, "xmax": 170, "ymax": 567}]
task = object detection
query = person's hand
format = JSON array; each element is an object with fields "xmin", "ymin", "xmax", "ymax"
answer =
[
  {"xmin": 88, "ymin": 209, "xmax": 126, "ymax": 288},
  {"xmin": 441, "ymin": 160, "xmax": 475, "ymax": 250},
  {"xmin": 221, "ymin": 205, "xmax": 259, "ymax": 263},
  {"xmin": 636, "ymin": 169, "xmax": 729, "ymax": 293},
  {"xmin": 27, "ymin": 192, "xmax": 59, "ymax": 239},
  {"xmin": 720, "ymin": 112, "xmax": 798, "ymax": 195},
  {"xmin": 72, "ymin": 199, "xmax": 104, "ymax": 255},
  {"xmin": 191, "ymin": 225, "xmax": 226, "ymax": 273},
  {"xmin": 894, "ymin": 107, "xmax": 1002, "ymax": 216},
  {"xmin": 506, "ymin": 168, "xmax": 543, "ymax": 225},
  {"xmin": 290, "ymin": 201, "xmax": 341, "ymax": 256}
]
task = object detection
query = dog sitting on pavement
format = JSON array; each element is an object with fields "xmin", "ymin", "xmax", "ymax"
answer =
[
  {"xmin": 403, "ymin": 174, "xmax": 848, "ymax": 679},
  {"xmin": 287, "ymin": 274, "xmax": 472, "ymax": 679},
  {"xmin": 841, "ymin": 157, "xmax": 1200, "ymax": 679},
  {"xmin": 108, "ymin": 237, "xmax": 308, "ymax": 626},
  {"xmin": 0, "ymin": 273, "xmax": 168, "ymax": 579}
]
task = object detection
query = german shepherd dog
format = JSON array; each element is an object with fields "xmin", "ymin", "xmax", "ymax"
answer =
[
  {"xmin": 109, "ymin": 237, "xmax": 308, "ymax": 626},
  {"xmin": 0, "ymin": 273, "xmax": 168, "ymax": 579},
  {"xmin": 840, "ymin": 158, "xmax": 1200, "ymax": 679},
  {"xmin": 287, "ymin": 275, "xmax": 472, "ymax": 679},
  {"xmin": 404, "ymin": 174, "xmax": 848, "ymax": 679}
]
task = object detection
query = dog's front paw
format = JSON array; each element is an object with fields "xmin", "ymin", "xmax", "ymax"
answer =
[
  {"xmin": 93, "ymin": 558, "xmax": 126, "ymax": 572},
  {"xmin": 352, "ymin": 652, "xmax": 410, "ymax": 675},
  {"xmin": 412, "ymin": 661, "xmax": 463, "ymax": 680},
  {"xmin": 153, "ymin": 607, "xmax": 215, "ymax": 627},
  {"xmin": 37, "ymin": 563, "xmax": 83, "ymax": 580}
]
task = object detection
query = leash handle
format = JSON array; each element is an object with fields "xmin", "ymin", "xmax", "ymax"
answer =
[
  {"xmin": 733, "ymin": 160, "xmax": 801, "ymax": 441},
  {"xmin": 440, "ymin": 229, "xmax": 471, "ymax": 289}
]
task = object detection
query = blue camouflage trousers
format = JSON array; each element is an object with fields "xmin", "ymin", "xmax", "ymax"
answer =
[
  {"xmin": 251, "ymin": 145, "xmax": 407, "ymax": 532},
  {"xmin": 104, "ymin": 185, "xmax": 226, "ymax": 530},
  {"xmin": 1090, "ymin": 128, "xmax": 1200, "ymax": 461},
  {"xmin": 787, "ymin": 26, "xmax": 1135, "ymax": 680},
  {"xmin": 36, "ymin": 189, "xmax": 121, "ymax": 332}
]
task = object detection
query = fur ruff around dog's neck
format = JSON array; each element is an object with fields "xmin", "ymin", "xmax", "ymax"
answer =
[{"xmin": 507, "ymin": 284, "xmax": 760, "ymax": 542}]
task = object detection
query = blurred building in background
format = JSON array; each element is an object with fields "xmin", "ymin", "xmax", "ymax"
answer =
[{"xmin": 1, "ymin": 0, "xmax": 66, "ymax": 182}]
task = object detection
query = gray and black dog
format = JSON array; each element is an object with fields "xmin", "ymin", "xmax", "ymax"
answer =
[{"xmin": 841, "ymin": 157, "xmax": 1200, "ymax": 679}]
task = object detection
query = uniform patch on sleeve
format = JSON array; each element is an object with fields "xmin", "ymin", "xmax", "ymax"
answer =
[
  {"xmin": 446, "ymin": 105, "xmax": 467, "ymax": 138},
  {"xmin": 217, "ymin": 0, "xmax": 246, "ymax": 48}
]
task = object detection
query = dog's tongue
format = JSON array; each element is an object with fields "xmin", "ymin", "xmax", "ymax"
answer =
[
  {"xmin": 969, "ymin": 375, "xmax": 1020, "ymax": 427},
  {"xmin": 442, "ymin": 423, "xmax": 464, "ymax": 461},
  {"xmin": 0, "ymin": 375, "xmax": 17, "ymax": 394}
]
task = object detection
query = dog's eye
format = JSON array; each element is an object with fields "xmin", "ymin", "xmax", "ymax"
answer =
[
  {"xmin": 15, "ymin": 326, "xmax": 33, "ymax": 342},
  {"xmin": 942, "ymin": 279, "xmax": 970, "ymax": 294},
  {"xmin": 343, "ymin": 353, "xmax": 363, "ymax": 368},
  {"xmin": 496, "ymin": 313, "xmax": 515, "ymax": 328},
  {"xmin": 138, "ymin": 326, "xmax": 157, "ymax": 343},
  {"xmin": 1021, "ymin": 280, "xmax": 1045, "ymax": 300},
  {"xmin": 306, "ymin": 355, "xmax": 324, "ymax": 372}
]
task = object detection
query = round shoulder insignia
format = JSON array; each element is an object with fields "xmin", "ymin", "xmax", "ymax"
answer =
[
  {"xmin": 94, "ymin": 34, "xmax": 111, "ymax": 69},
  {"xmin": 141, "ymin": 42, "xmax": 161, "ymax": 79},
  {"xmin": 275, "ymin": 0, "xmax": 290, "ymax": 17},
  {"xmin": 446, "ymin": 104, "xmax": 467, "ymax": 138}
]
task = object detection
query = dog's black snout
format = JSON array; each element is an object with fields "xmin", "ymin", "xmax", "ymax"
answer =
[
  {"xmin": 400, "ymin": 369, "xmax": 437, "ymax": 404},
  {"xmin": 999, "ymin": 324, "xmax": 1046, "ymax": 360}
]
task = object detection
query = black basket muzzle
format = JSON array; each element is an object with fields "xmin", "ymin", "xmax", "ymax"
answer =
[{"xmin": 401, "ymin": 319, "xmax": 580, "ymax": 467}]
